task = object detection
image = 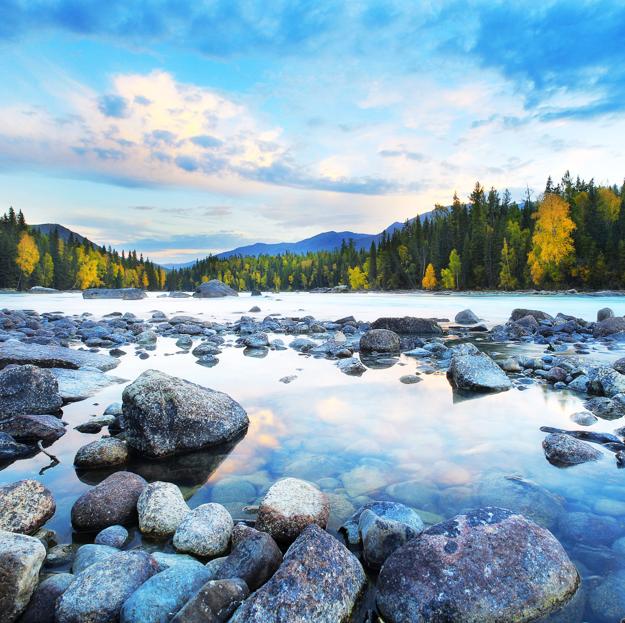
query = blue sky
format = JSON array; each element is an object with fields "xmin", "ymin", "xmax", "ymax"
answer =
[{"xmin": 1, "ymin": 0, "xmax": 624, "ymax": 262}]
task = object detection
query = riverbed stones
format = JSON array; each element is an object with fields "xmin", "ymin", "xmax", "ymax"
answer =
[
  {"xmin": 0, "ymin": 364, "xmax": 63, "ymax": 415},
  {"xmin": 83, "ymin": 287, "xmax": 147, "ymax": 300},
  {"xmin": 122, "ymin": 369, "xmax": 249, "ymax": 458},
  {"xmin": 16, "ymin": 572, "xmax": 73, "ymax": 623},
  {"xmin": 72, "ymin": 543, "xmax": 119, "ymax": 575},
  {"xmin": 171, "ymin": 578, "xmax": 250, "ymax": 623},
  {"xmin": 0, "ymin": 413, "xmax": 65, "ymax": 442},
  {"xmin": 94, "ymin": 525, "xmax": 129, "ymax": 549},
  {"xmin": 510, "ymin": 308, "xmax": 554, "ymax": 322},
  {"xmin": 542, "ymin": 433, "xmax": 603, "ymax": 466},
  {"xmin": 377, "ymin": 507, "xmax": 579, "ymax": 623},
  {"xmin": 454, "ymin": 309, "xmax": 479, "ymax": 324},
  {"xmin": 342, "ymin": 465, "xmax": 391, "ymax": 499},
  {"xmin": 138, "ymin": 481, "xmax": 190, "ymax": 538},
  {"xmin": 558, "ymin": 512, "xmax": 623, "ymax": 546},
  {"xmin": 71, "ymin": 471, "xmax": 147, "ymax": 531},
  {"xmin": 0, "ymin": 479, "xmax": 56, "ymax": 535},
  {"xmin": 50, "ymin": 368, "xmax": 128, "ymax": 401},
  {"xmin": 73, "ymin": 438, "xmax": 129, "ymax": 468},
  {"xmin": 0, "ymin": 432, "xmax": 32, "ymax": 461},
  {"xmin": 229, "ymin": 523, "xmax": 367, "ymax": 623},
  {"xmin": 359, "ymin": 329, "xmax": 401, "ymax": 353},
  {"xmin": 594, "ymin": 316, "xmax": 625, "ymax": 337},
  {"xmin": 0, "ymin": 530, "xmax": 47, "ymax": 623},
  {"xmin": 255, "ymin": 478, "xmax": 330, "ymax": 545},
  {"xmin": 215, "ymin": 531, "xmax": 283, "ymax": 592},
  {"xmin": 338, "ymin": 357, "xmax": 367, "ymax": 375},
  {"xmin": 194, "ymin": 279, "xmax": 238, "ymax": 298},
  {"xmin": 55, "ymin": 550, "xmax": 159, "ymax": 623},
  {"xmin": 173, "ymin": 503, "xmax": 233, "ymax": 557},
  {"xmin": 371, "ymin": 317, "xmax": 443, "ymax": 335},
  {"xmin": 570, "ymin": 411, "xmax": 598, "ymax": 426},
  {"xmin": 243, "ymin": 333, "xmax": 269, "ymax": 348},
  {"xmin": 448, "ymin": 353, "xmax": 512, "ymax": 392},
  {"xmin": 120, "ymin": 560, "xmax": 213, "ymax": 623},
  {"xmin": 597, "ymin": 307, "xmax": 615, "ymax": 322}
]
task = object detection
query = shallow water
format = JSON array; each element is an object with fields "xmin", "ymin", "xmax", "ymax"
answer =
[{"xmin": 2, "ymin": 291, "xmax": 625, "ymax": 621}]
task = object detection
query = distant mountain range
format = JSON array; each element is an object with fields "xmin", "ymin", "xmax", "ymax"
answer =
[
  {"xmin": 161, "ymin": 213, "xmax": 430, "ymax": 270},
  {"xmin": 31, "ymin": 223, "xmax": 86, "ymax": 243}
]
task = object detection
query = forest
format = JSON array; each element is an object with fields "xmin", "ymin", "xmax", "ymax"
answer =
[{"xmin": 2, "ymin": 171, "xmax": 624, "ymax": 293}]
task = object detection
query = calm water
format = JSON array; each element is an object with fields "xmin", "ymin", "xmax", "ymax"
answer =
[{"xmin": 2, "ymin": 291, "xmax": 625, "ymax": 621}]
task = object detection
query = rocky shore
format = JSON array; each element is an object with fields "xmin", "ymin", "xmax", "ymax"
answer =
[{"xmin": 1, "ymin": 287, "xmax": 625, "ymax": 621}]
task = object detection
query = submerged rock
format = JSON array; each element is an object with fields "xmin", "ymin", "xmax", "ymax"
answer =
[
  {"xmin": 122, "ymin": 369, "xmax": 249, "ymax": 458},
  {"xmin": 377, "ymin": 507, "xmax": 579, "ymax": 623},
  {"xmin": 83, "ymin": 287, "xmax": 147, "ymax": 300},
  {"xmin": 0, "ymin": 364, "xmax": 63, "ymax": 415},
  {"xmin": 50, "ymin": 368, "xmax": 128, "ymax": 402},
  {"xmin": 558, "ymin": 512, "xmax": 623, "ymax": 546},
  {"xmin": 447, "ymin": 353, "xmax": 512, "ymax": 392},
  {"xmin": 542, "ymin": 433, "xmax": 603, "ymax": 466},
  {"xmin": 0, "ymin": 479, "xmax": 56, "ymax": 535},
  {"xmin": 193, "ymin": 279, "xmax": 238, "ymax": 298}
]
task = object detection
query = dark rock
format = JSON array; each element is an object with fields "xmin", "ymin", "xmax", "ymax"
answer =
[
  {"xmin": 171, "ymin": 578, "xmax": 250, "ymax": 623},
  {"xmin": 74, "ymin": 421, "xmax": 103, "ymax": 433},
  {"xmin": 547, "ymin": 367, "xmax": 568, "ymax": 383},
  {"xmin": 0, "ymin": 414, "xmax": 65, "ymax": 442},
  {"xmin": 0, "ymin": 364, "xmax": 62, "ymax": 415},
  {"xmin": 371, "ymin": 317, "xmax": 443, "ymax": 335},
  {"xmin": 454, "ymin": 309, "xmax": 479, "ymax": 324},
  {"xmin": 597, "ymin": 307, "xmax": 615, "ymax": 322},
  {"xmin": 510, "ymin": 308, "xmax": 554, "ymax": 322},
  {"xmin": 558, "ymin": 512, "xmax": 623, "ymax": 546},
  {"xmin": 55, "ymin": 550, "xmax": 158, "ymax": 623},
  {"xmin": 82, "ymin": 288, "xmax": 147, "ymax": 300},
  {"xmin": 122, "ymin": 370, "xmax": 249, "ymax": 458},
  {"xmin": 193, "ymin": 279, "xmax": 238, "ymax": 298},
  {"xmin": 613, "ymin": 357, "xmax": 625, "ymax": 374},
  {"xmin": 447, "ymin": 353, "xmax": 512, "ymax": 392},
  {"xmin": 229, "ymin": 524, "xmax": 367, "ymax": 623},
  {"xmin": 542, "ymin": 433, "xmax": 603, "ymax": 466},
  {"xmin": 0, "ymin": 479, "xmax": 56, "ymax": 535},
  {"xmin": 0, "ymin": 432, "xmax": 36, "ymax": 462},
  {"xmin": 583, "ymin": 396, "xmax": 625, "ymax": 420},
  {"xmin": 71, "ymin": 471, "xmax": 147, "ymax": 531},
  {"xmin": 73, "ymin": 438, "xmax": 129, "ymax": 468},
  {"xmin": 16, "ymin": 572, "xmax": 73, "ymax": 623},
  {"xmin": 377, "ymin": 507, "xmax": 579, "ymax": 623},
  {"xmin": 359, "ymin": 329, "xmax": 400, "ymax": 353},
  {"xmin": 594, "ymin": 316, "xmax": 625, "ymax": 337}
]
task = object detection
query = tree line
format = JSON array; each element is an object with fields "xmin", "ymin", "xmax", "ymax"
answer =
[
  {"xmin": 166, "ymin": 172, "xmax": 625, "ymax": 292},
  {"xmin": 0, "ymin": 207, "xmax": 166, "ymax": 291}
]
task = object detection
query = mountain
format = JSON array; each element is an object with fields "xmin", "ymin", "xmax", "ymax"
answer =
[{"xmin": 30, "ymin": 223, "xmax": 86, "ymax": 243}]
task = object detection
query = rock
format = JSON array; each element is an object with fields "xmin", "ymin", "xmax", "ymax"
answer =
[
  {"xmin": 72, "ymin": 543, "xmax": 119, "ymax": 574},
  {"xmin": 15, "ymin": 572, "xmax": 73, "ymax": 623},
  {"xmin": 122, "ymin": 370, "xmax": 249, "ymax": 458},
  {"xmin": 447, "ymin": 353, "xmax": 512, "ymax": 392},
  {"xmin": 0, "ymin": 364, "xmax": 63, "ymax": 415},
  {"xmin": 542, "ymin": 433, "xmax": 603, "ymax": 466},
  {"xmin": 176, "ymin": 336, "xmax": 193, "ymax": 349},
  {"xmin": 249, "ymin": 305, "xmax": 261, "ymax": 312},
  {"xmin": 193, "ymin": 280, "xmax": 239, "ymax": 298},
  {"xmin": 510, "ymin": 308, "xmax": 554, "ymax": 322},
  {"xmin": 598, "ymin": 307, "xmax": 615, "ymax": 322},
  {"xmin": 583, "ymin": 396, "xmax": 625, "ymax": 420},
  {"xmin": 342, "ymin": 465, "xmax": 391, "ymax": 498},
  {"xmin": 371, "ymin": 317, "xmax": 443, "ymax": 334},
  {"xmin": 359, "ymin": 329, "xmax": 400, "ymax": 353},
  {"xmin": 570, "ymin": 411, "xmax": 598, "ymax": 426},
  {"xmin": 594, "ymin": 498, "xmax": 625, "ymax": 517},
  {"xmin": 588, "ymin": 556, "xmax": 625, "ymax": 623},
  {"xmin": 151, "ymin": 552, "xmax": 199, "ymax": 572},
  {"xmin": 558, "ymin": 512, "xmax": 623, "ymax": 546},
  {"xmin": 594, "ymin": 316, "xmax": 625, "ymax": 337},
  {"xmin": 50, "ymin": 368, "xmax": 128, "ymax": 402},
  {"xmin": 229, "ymin": 524, "xmax": 367, "ymax": 623},
  {"xmin": 74, "ymin": 421, "xmax": 103, "ymax": 433},
  {"xmin": 71, "ymin": 472, "xmax": 147, "ymax": 531},
  {"xmin": 45, "ymin": 544, "xmax": 80, "ymax": 568},
  {"xmin": 0, "ymin": 530, "xmax": 47, "ymax": 623},
  {"xmin": 120, "ymin": 561, "xmax": 213, "ymax": 623},
  {"xmin": 169, "ymin": 291, "xmax": 191, "ymax": 298},
  {"xmin": 376, "ymin": 507, "xmax": 579, "ymax": 623},
  {"xmin": 94, "ymin": 525, "xmax": 129, "ymax": 549},
  {"xmin": 479, "ymin": 474, "xmax": 564, "ymax": 529},
  {"xmin": 587, "ymin": 367, "xmax": 625, "ymax": 398},
  {"xmin": 0, "ymin": 341, "xmax": 120, "ymax": 371},
  {"xmin": 338, "ymin": 357, "xmax": 367, "ymax": 376},
  {"xmin": 27, "ymin": 286, "xmax": 59, "ymax": 293},
  {"xmin": 399, "ymin": 374, "xmax": 422, "ymax": 384},
  {"xmin": 243, "ymin": 333, "xmax": 269, "ymax": 348},
  {"xmin": 192, "ymin": 343, "xmax": 222, "ymax": 357},
  {"xmin": 255, "ymin": 478, "xmax": 330, "ymax": 545},
  {"xmin": 547, "ymin": 366, "xmax": 568, "ymax": 383},
  {"xmin": 0, "ymin": 432, "xmax": 32, "ymax": 461},
  {"xmin": 83, "ymin": 288, "xmax": 147, "ymax": 299},
  {"xmin": 0, "ymin": 479, "xmax": 55, "ymax": 535},
  {"xmin": 613, "ymin": 357, "xmax": 625, "ymax": 374},
  {"xmin": 138, "ymin": 481, "xmax": 190, "ymax": 538},
  {"xmin": 0, "ymin": 414, "xmax": 65, "ymax": 442},
  {"xmin": 55, "ymin": 550, "xmax": 158, "ymax": 623},
  {"xmin": 73, "ymin": 438, "xmax": 129, "ymax": 468},
  {"xmin": 103, "ymin": 402, "xmax": 122, "ymax": 415},
  {"xmin": 173, "ymin": 503, "xmax": 233, "ymax": 557},
  {"xmin": 279, "ymin": 375, "xmax": 297, "ymax": 383},
  {"xmin": 215, "ymin": 531, "xmax": 283, "ymax": 591},
  {"xmin": 501, "ymin": 358, "xmax": 523, "ymax": 372},
  {"xmin": 454, "ymin": 309, "xmax": 479, "ymax": 324},
  {"xmin": 171, "ymin": 579, "xmax": 250, "ymax": 623}
]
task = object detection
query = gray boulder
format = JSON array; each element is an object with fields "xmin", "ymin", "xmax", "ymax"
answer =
[
  {"xmin": 338, "ymin": 357, "xmax": 367, "ymax": 376},
  {"xmin": 122, "ymin": 370, "xmax": 249, "ymax": 458},
  {"xmin": 50, "ymin": 368, "xmax": 128, "ymax": 402},
  {"xmin": 454, "ymin": 309, "xmax": 479, "ymax": 324},
  {"xmin": 243, "ymin": 333, "xmax": 269, "ymax": 348},
  {"xmin": 598, "ymin": 307, "xmax": 615, "ymax": 322},
  {"xmin": 510, "ymin": 308, "xmax": 554, "ymax": 322},
  {"xmin": 594, "ymin": 316, "xmax": 625, "ymax": 337},
  {"xmin": 447, "ymin": 353, "xmax": 512, "ymax": 392},
  {"xmin": 171, "ymin": 579, "xmax": 249, "ymax": 623},
  {"xmin": 587, "ymin": 366, "xmax": 625, "ymax": 398},
  {"xmin": 583, "ymin": 396, "xmax": 624, "ymax": 420},
  {"xmin": 359, "ymin": 329, "xmax": 400, "ymax": 353},
  {"xmin": 0, "ymin": 530, "xmax": 47, "ymax": 623},
  {"xmin": 377, "ymin": 508, "xmax": 579, "ymax": 623},
  {"xmin": 193, "ymin": 279, "xmax": 238, "ymax": 298},
  {"xmin": 0, "ymin": 414, "xmax": 65, "ymax": 442},
  {"xmin": 71, "ymin": 472, "xmax": 147, "ymax": 531},
  {"xmin": 55, "ymin": 550, "xmax": 158, "ymax": 623},
  {"xmin": 0, "ymin": 364, "xmax": 63, "ymax": 415},
  {"xmin": 0, "ymin": 479, "xmax": 56, "ymax": 535},
  {"xmin": 94, "ymin": 525, "xmax": 129, "ymax": 549},
  {"xmin": 15, "ymin": 572, "xmax": 73, "ymax": 623},
  {"xmin": 371, "ymin": 317, "xmax": 443, "ymax": 334},
  {"xmin": 73, "ymin": 438, "xmax": 129, "ymax": 468},
  {"xmin": 0, "ymin": 432, "xmax": 32, "ymax": 461},
  {"xmin": 137, "ymin": 481, "xmax": 190, "ymax": 538},
  {"xmin": 173, "ymin": 503, "xmax": 233, "ymax": 557},
  {"xmin": 569, "ymin": 411, "xmax": 598, "ymax": 426},
  {"xmin": 542, "ymin": 433, "xmax": 603, "ymax": 466},
  {"xmin": 72, "ymin": 543, "xmax": 119, "ymax": 574},
  {"xmin": 83, "ymin": 288, "xmax": 147, "ymax": 300},
  {"xmin": 229, "ymin": 524, "xmax": 367, "ymax": 623}
]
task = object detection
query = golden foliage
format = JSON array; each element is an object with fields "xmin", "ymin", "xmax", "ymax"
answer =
[
  {"xmin": 422, "ymin": 263, "xmax": 437, "ymax": 290},
  {"xmin": 16, "ymin": 232, "xmax": 40, "ymax": 277}
]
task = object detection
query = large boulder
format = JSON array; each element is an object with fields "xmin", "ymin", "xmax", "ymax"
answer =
[
  {"xmin": 122, "ymin": 370, "xmax": 249, "ymax": 458},
  {"xmin": 510, "ymin": 308, "xmax": 554, "ymax": 322},
  {"xmin": 587, "ymin": 366, "xmax": 625, "ymax": 398},
  {"xmin": 71, "ymin": 472, "xmax": 147, "ymax": 532},
  {"xmin": 193, "ymin": 279, "xmax": 238, "ymax": 298},
  {"xmin": 359, "ymin": 329, "xmax": 400, "ymax": 353},
  {"xmin": 594, "ymin": 316, "xmax": 625, "ymax": 337},
  {"xmin": 0, "ymin": 364, "xmax": 63, "ymax": 415},
  {"xmin": 229, "ymin": 524, "xmax": 367, "ymax": 623},
  {"xmin": 55, "ymin": 551, "xmax": 159, "ymax": 623},
  {"xmin": 597, "ymin": 307, "xmax": 615, "ymax": 322},
  {"xmin": 171, "ymin": 579, "xmax": 250, "ymax": 623},
  {"xmin": 0, "ymin": 530, "xmax": 47, "ymax": 623},
  {"xmin": 0, "ymin": 414, "xmax": 65, "ymax": 442},
  {"xmin": 0, "ymin": 479, "xmax": 56, "ymax": 535},
  {"xmin": 447, "ymin": 353, "xmax": 512, "ymax": 392},
  {"xmin": 83, "ymin": 288, "xmax": 147, "ymax": 299},
  {"xmin": 371, "ymin": 317, "xmax": 443, "ymax": 335},
  {"xmin": 454, "ymin": 309, "xmax": 479, "ymax": 324},
  {"xmin": 542, "ymin": 433, "xmax": 603, "ymax": 466},
  {"xmin": 376, "ymin": 508, "xmax": 580, "ymax": 623},
  {"xmin": 255, "ymin": 478, "xmax": 330, "ymax": 545},
  {"xmin": 137, "ymin": 481, "xmax": 190, "ymax": 538},
  {"xmin": 72, "ymin": 544, "xmax": 119, "ymax": 575}
]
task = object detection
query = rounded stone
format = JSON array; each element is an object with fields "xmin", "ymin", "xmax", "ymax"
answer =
[
  {"xmin": 94, "ymin": 525, "xmax": 129, "ymax": 549},
  {"xmin": 138, "ymin": 481, "xmax": 190, "ymax": 538},
  {"xmin": 569, "ymin": 411, "xmax": 598, "ymax": 426},
  {"xmin": 542, "ymin": 433, "xmax": 603, "ymax": 466},
  {"xmin": 15, "ymin": 572, "xmax": 74, "ymax": 623},
  {"xmin": 597, "ymin": 307, "xmax": 615, "ymax": 322},
  {"xmin": 255, "ymin": 478, "xmax": 330, "ymax": 545},
  {"xmin": 0, "ymin": 414, "xmax": 66, "ymax": 442},
  {"xmin": 558, "ymin": 512, "xmax": 623, "ymax": 546},
  {"xmin": 0, "ymin": 479, "xmax": 56, "ymax": 535},
  {"xmin": 73, "ymin": 438, "xmax": 130, "ymax": 468},
  {"xmin": 173, "ymin": 503, "xmax": 233, "ymax": 557},
  {"xmin": 359, "ymin": 329, "xmax": 401, "ymax": 353},
  {"xmin": 72, "ymin": 543, "xmax": 119, "ymax": 575},
  {"xmin": 455, "ymin": 309, "xmax": 479, "ymax": 324}
]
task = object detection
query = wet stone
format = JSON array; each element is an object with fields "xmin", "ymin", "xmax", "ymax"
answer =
[
  {"xmin": 138, "ymin": 481, "xmax": 190, "ymax": 538},
  {"xmin": 542, "ymin": 433, "xmax": 603, "ymax": 466},
  {"xmin": 72, "ymin": 543, "xmax": 119, "ymax": 574},
  {"xmin": 0, "ymin": 479, "xmax": 56, "ymax": 535},
  {"xmin": 0, "ymin": 414, "xmax": 65, "ymax": 442},
  {"xmin": 16, "ymin": 572, "xmax": 74, "ymax": 623},
  {"xmin": 73, "ymin": 437, "xmax": 129, "ymax": 468},
  {"xmin": 171, "ymin": 578, "xmax": 250, "ymax": 623},
  {"xmin": 94, "ymin": 525, "xmax": 129, "ymax": 548},
  {"xmin": 173, "ymin": 503, "xmax": 233, "ymax": 557}
]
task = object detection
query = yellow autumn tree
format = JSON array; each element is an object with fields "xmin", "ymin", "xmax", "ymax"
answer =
[
  {"xmin": 527, "ymin": 193, "xmax": 576, "ymax": 285},
  {"xmin": 16, "ymin": 232, "xmax": 40, "ymax": 278},
  {"xmin": 422, "ymin": 263, "xmax": 437, "ymax": 290},
  {"xmin": 598, "ymin": 188, "xmax": 621, "ymax": 227},
  {"xmin": 348, "ymin": 266, "xmax": 368, "ymax": 290}
]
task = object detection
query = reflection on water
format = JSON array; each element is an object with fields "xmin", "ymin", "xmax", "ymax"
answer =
[{"xmin": 2, "ymin": 292, "xmax": 625, "ymax": 620}]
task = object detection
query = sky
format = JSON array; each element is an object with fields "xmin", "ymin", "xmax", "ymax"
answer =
[{"xmin": 0, "ymin": 1, "xmax": 624, "ymax": 264}]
